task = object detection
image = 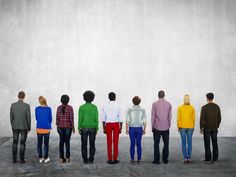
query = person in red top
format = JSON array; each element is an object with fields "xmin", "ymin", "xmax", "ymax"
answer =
[{"xmin": 56, "ymin": 95, "xmax": 75, "ymax": 163}]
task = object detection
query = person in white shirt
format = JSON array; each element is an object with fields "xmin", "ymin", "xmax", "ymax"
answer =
[{"xmin": 102, "ymin": 92, "xmax": 123, "ymax": 164}]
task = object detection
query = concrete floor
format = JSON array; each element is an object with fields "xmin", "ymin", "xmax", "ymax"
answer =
[{"xmin": 0, "ymin": 136, "xmax": 235, "ymax": 177}]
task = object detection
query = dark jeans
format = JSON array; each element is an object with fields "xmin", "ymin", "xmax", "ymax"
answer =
[
  {"xmin": 153, "ymin": 129, "xmax": 169, "ymax": 163},
  {"xmin": 37, "ymin": 133, "xmax": 50, "ymax": 159},
  {"xmin": 57, "ymin": 127, "xmax": 72, "ymax": 159},
  {"xmin": 12, "ymin": 129, "xmax": 28, "ymax": 161},
  {"xmin": 81, "ymin": 128, "xmax": 96, "ymax": 161},
  {"xmin": 203, "ymin": 129, "xmax": 218, "ymax": 161}
]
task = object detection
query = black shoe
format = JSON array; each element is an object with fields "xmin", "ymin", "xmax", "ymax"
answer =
[
  {"xmin": 201, "ymin": 159, "xmax": 211, "ymax": 164},
  {"xmin": 88, "ymin": 159, "xmax": 94, "ymax": 164},
  {"xmin": 13, "ymin": 159, "xmax": 18, "ymax": 163},
  {"xmin": 84, "ymin": 159, "xmax": 89, "ymax": 164},
  {"xmin": 136, "ymin": 160, "xmax": 142, "ymax": 165},
  {"xmin": 129, "ymin": 160, "xmax": 135, "ymax": 164},
  {"xmin": 152, "ymin": 160, "xmax": 160, "ymax": 164},
  {"xmin": 163, "ymin": 160, "xmax": 168, "ymax": 164},
  {"xmin": 107, "ymin": 160, "xmax": 113, "ymax": 164},
  {"xmin": 19, "ymin": 159, "xmax": 27, "ymax": 164},
  {"xmin": 113, "ymin": 160, "xmax": 120, "ymax": 164}
]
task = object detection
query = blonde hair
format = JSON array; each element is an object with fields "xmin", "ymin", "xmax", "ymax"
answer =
[
  {"xmin": 39, "ymin": 96, "xmax": 47, "ymax": 106},
  {"xmin": 183, "ymin": 94, "xmax": 190, "ymax": 105}
]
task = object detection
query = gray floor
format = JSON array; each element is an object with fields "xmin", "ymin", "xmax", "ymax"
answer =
[{"xmin": 0, "ymin": 137, "xmax": 235, "ymax": 177}]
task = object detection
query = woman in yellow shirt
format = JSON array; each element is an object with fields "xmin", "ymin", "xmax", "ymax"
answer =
[{"xmin": 177, "ymin": 95, "xmax": 195, "ymax": 163}]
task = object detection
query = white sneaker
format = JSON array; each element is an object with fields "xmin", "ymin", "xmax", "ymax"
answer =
[
  {"xmin": 39, "ymin": 158, "xmax": 44, "ymax": 163},
  {"xmin": 44, "ymin": 158, "xmax": 50, "ymax": 163}
]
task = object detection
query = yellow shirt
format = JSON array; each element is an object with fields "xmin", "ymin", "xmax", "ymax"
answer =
[{"xmin": 177, "ymin": 105, "xmax": 195, "ymax": 129}]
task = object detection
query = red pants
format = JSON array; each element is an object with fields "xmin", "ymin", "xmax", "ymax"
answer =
[{"xmin": 106, "ymin": 122, "xmax": 120, "ymax": 161}]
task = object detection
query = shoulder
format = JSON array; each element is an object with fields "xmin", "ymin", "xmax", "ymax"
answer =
[
  {"xmin": 67, "ymin": 105, "xmax": 73, "ymax": 110},
  {"xmin": 178, "ymin": 105, "xmax": 183, "ymax": 110},
  {"xmin": 189, "ymin": 105, "xmax": 195, "ymax": 110}
]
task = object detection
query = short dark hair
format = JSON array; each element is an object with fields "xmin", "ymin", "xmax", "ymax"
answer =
[
  {"xmin": 61, "ymin": 94, "xmax": 70, "ymax": 105},
  {"xmin": 132, "ymin": 96, "xmax": 141, "ymax": 105},
  {"xmin": 108, "ymin": 92, "xmax": 116, "ymax": 101},
  {"xmin": 18, "ymin": 91, "xmax": 25, "ymax": 99},
  {"xmin": 206, "ymin": 93, "xmax": 214, "ymax": 101},
  {"xmin": 83, "ymin": 90, "xmax": 95, "ymax": 103},
  {"xmin": 158, "ymin": 90, "xmax": 165, "ymax": 98}
]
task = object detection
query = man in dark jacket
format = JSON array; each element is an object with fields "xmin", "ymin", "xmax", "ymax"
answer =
[
  {"xmin": 200, "ymin": 93, "xmax": 221, "ymax": 164},
  {"xmin": 10, "ymin": 91, "xmax": 31, "ymax": 163}
]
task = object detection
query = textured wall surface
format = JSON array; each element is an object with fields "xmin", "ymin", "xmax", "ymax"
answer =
[{"xmin": 0, "ymin": 0, "xmax": 236, "ymax": 137}]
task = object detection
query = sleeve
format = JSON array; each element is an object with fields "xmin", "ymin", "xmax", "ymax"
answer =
[
  {"xmin": 70, "ymin": 107, "xmax": 74, "ymax": 126},
  {"xmin": 102, "ymin": 107, "xmax": 106, "ymax": 122},
  {"xmin": 126, "ymin": 109, "xmax": 131, "ymax": 125},
  {"xmin": 118, "ymin": 107, "xmax": 122, "ymax": 123},
  {"xmin": 78, "ymin": 107, "xmax": 82, "ymax": 129},
  {"xmin": 95, "ymin": 106, "xmax": 99, "ymax": 130},
  {"xmin": 10, "ymin": 105, "xmax": 14, "ymax": 126},
  {"xmin": 192, "ymin": 107, "xmax": 195, "ymax": 128},
  {"xmin": 151, "ymin": 103, "xmax": 155, "ymax": 128},
  {"xmin": 142, "ymin": 109, "xmax": 147, "ymax": 125},
  {"xmin": 168, "ymin": 105, "xmax": 172, "ymax": 128},
  {"xmin": 218, "ymin": 107, "xmax": 221, "ymax": 127},
  {"xmin": 56, "ymin": 107, "xmax": 59, "ymax": 126},
  {"xmin": 27, "ymin": 105, "xmax": 31, "ymax": 130},
  {"xmin": 200, "ymin": 106, "xmax": 205, "ymax": 129},
  {"xmin": 177, "ymin": 107, "xmax": 181, "ymax": 129},
  {"xmin": 49, "ymin": 107, "xmax": 52, "ymax": 124}
]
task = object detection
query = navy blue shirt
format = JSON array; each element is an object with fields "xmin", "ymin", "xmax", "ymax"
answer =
[{"xmin": 35, "ymin": 106, "xmax": 52, "ymax": 129}]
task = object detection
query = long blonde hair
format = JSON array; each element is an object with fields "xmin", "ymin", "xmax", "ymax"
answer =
[
  {"xmin": 39, "ymin": 96, "xmax": 47, "ymax": 106},
  {"xmin": 183, "ymin": 94, "xmax": 190, "ymax": 105}
]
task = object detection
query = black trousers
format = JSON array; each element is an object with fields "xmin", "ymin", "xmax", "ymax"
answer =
[
  {"xmin": 37, "ymin": 133, "xmax": 50, "ymax": 159},
  {"xmin": 153, "ymin": 129, "xmax": 169, "ymax": 162},
  {"xmin": 12, "ymin": 129, "xmax": 28, "ymax": 161},
  {"xmin": 81, "ymin": 128, "xmax": 96, "ymax": 161},
  {"xmin": 57, "ymin": 128, "xmax": 72, "ymax": 159},
  {"xmin": 203, "ymin": 129, "xmax": 218, "ymax": 161}
]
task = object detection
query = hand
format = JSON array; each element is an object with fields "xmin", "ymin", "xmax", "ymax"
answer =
[
  {"xmin": 126, "ymin": 130, "xmax": 129, "ymax": 135},
  {"xmin": 152, "ymin": 128, "xmax": 154, "ymax": 133},
  {"xmin": 178, "ymin": 128, "xmax": 180, "ymax": 132},
  {"xmin": 79, "ymin": 129, "xmax": 82, "ymax": 135},
  {"xmin": 72, "ymin": 127, "xmax": 75, "ymax": 134},
  {"xmin": 142, "ymin": 129, "xmax": 145, "ymax": 135},
  {"xmin": 119, "ymin": 128, "xmax": 122, "ymax": 134},
  {"xmin": 200, "ymin": 129, "xmax": 204, "ymax": 135},
  {"xmin": 27, "ymin": 130, "xmax": 30, "ymax": 133},
  {"xmin": 96, "ymin": 130, "xmax": 98, "ymax": 135},
  {"xmin": 103, "ymin": 128, "xmax": 106, "ymax": 134}
]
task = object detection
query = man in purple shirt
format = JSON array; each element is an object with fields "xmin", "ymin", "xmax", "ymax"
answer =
[{"xmin": 151, "ymin": 90, "xmax": 172, "ymax": 164}]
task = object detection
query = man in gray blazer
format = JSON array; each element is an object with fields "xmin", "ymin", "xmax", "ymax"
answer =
[{"xmin": 10, "ymin": 91, "xmax": 31, "ymax": 163}]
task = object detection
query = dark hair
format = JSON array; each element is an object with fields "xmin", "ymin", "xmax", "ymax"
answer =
[
  {"xmin": 206, "ymin": 93, "xmax": 214, "ymax": 101},
  {"xmin": 61, "ymin": 95, "xmax": 70, "ymax": 115},
  {"xmin": 108, "ymin": 92, "xmax": 116, "ymax": 101},
  {"xmin": 18, "ymin": 91, "xmax": 25, "ymax": 99},
  {"xmin": 158, "ymin": 90, "xmax": 165, "ymax": 98},
  {"xmin": 132, "ymin": 96, "xmax": 141, "ymax": 105},
  {"xmin": 83, "ymin": 90, "xmax": 95, "ymax": 103}
]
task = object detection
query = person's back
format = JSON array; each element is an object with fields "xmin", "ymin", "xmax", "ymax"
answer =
[
  {"xmin": 177, "ymin": 105, "xmax": 195, "ymax": 129},
  {"xmin": 35, "ymin": 106, "xmax": 52, "ymax": 129},
  {"xmin": 127, "ymin": 105, "xmax": 146, "ymax": 127},
  {"xmin": 200, "ymin": 103, "xmax": 221, "ymax": 130},
  {"xmin": 79, "ymin": 103, "xmax": 98, "ymax": 130}
]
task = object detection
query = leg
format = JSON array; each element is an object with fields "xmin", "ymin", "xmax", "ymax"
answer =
[
  {"xmin": 129, "ymin": 127, "xmax": 135, "ymax": 161},
  {"xmin": 162, "ymin": 130, "xmax": 169, "ymax": 163},
  {"xmin": 19, "ymin": 130, "xmax": 28, "ymax": 161},
  {"xmin": 203, "ymin": 129, "xmax": 211, "ymax": 161},
  {"xmin": 57, "ymin": 128, "xmax": 65, "ymax": 159},
  {"xmin": 136, "ymin": 127, "xmax": 143, "ymax": 161},
  {"xmin": 88, "ymin": 128, "xmax": 96, "ymax": 161},
  {"xmin": 106, "ymin": 123, "xmax": 112, "ymax": 161},
  {"xmin": 187, "ymin": 129, "xmax": 194, "ymax": 159},
  {"xmin": 180, "ymin": 129, "xmax": 187, "ymax": 160},
  {"xmin": 81, "ymin": 129, "xmax": 89, "ymax": 161},
  {"xmin": 113, "ymin": 123, "xmax": 120, "ymax": 161},
  {"xmin": 37, "ymin": 133, "xmax": 43, "ymax": 158},
  {"xmin": 65, "ymin": 128, "xmax": 72, "ymax": 159},
  {"xmin": 211, "ymin": 129, "xmax": 218, "ymax": 161},
  {"xmin": 153, "ymin": 129, "xmax": 161, "ymax": 163},
  {"xmin": 44, "ymin": 133, "xmax": 50, "ymax": 159},
  {"xmin": 12, "ymin": 130, "xmax": 20, "ymax": 161}
]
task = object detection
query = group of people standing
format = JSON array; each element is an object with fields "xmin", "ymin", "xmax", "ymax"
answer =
[{"xmin": 10, "ymin": 90, "xmax": 221, "ymax": 165}]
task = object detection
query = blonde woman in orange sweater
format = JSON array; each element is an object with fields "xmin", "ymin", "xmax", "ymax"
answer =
[{"xmin": 177, "ymin": 95, "xmax": 195, "ymax": 164}]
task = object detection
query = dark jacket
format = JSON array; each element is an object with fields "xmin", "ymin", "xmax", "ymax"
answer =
[
  {"xmin": 200, "ymin": 103, "xmax": 221, "ymax": 130},
  {"xmin": 10, "ymin": 100, "xmax": 31, "ymax": 130}
]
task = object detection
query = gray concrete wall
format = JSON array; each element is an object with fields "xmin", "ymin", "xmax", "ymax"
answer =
[{"xmin": 0, "ymin": 0, "xmax": 236, "ymax": 137}]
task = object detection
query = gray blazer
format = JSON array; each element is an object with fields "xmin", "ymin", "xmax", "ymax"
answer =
[{"xmin": 10, "ymin": 100, "xmax": 31, "ymax": 130}]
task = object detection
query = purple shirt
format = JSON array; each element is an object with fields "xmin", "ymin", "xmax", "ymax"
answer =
[{"xmin": 151, "ymin": 98, "xmax": 172, "ymax": 131}]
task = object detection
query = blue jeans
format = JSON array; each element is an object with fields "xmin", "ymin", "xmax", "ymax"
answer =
[
  {"xmin": 37, "ymin": 133, "xmax": 50, "ymax": 158},
  {"xmin": 129, "ymin": 127, "xmax": 143, "ymax": 160},
  {"xmin": 180, "ymin": 128, "xmax": 194, "ymax": 159},
  {"xmin": 57, "ymin": 128, "xmax": 72, "ymax": 159}
]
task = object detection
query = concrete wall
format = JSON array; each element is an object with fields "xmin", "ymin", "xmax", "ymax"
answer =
[{"xmin": 0, "ymin": 0, "xmax": 236, "ymax": 137}]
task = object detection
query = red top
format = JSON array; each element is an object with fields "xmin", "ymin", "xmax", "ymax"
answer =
[{"xmin": 56, "ymin": 105, "xmax": 74, "ymax": 128}]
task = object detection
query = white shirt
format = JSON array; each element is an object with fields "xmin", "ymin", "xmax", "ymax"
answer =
[{"xmin": 102, "ymin": 101, "xmax": 122, "ymax": 123}]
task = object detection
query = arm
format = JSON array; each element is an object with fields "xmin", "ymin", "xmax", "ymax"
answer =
[
  {"xmin": 177, "ymin": 107, "xmax": 181, "ymax": 131},
  {"xmin": 71, "ymin": 107, "xmax": 75, "ymax": 134},
  {"xmin": 49, "ymin": 107, "xmax": 53, "ymax": 124},
  {"xmin": 200, "ymin": 106, "xmax": 205, "ymax": 132},
  {"xmin": 192, "ymin": 107, "xmax": 195, "ymax": 128},
  {"xmin": 102, "ymin": 108, "xmax": 106, "ymax": 134},
  {"xmin": 56, "ymin": 107, "xmax": 59, "ymax": 126},
  {"xmin": 10, "ymin": 105, "xmax": 14, "ymax": 127},
  {"xmin": 27, "ymin": 105, "xmax": 31, "ymax": 131},
  {"xmin": 168, "ymin": 105, "xmax": 172, "ymax": 128},
  {"xmin": 78, "ymin": 107, "xmax": 82, "ymax": 134},
  {"xmin": 95, "ymin": 106, "xmax": 99, "ymax": 132},
  {"xmin": 118, "ymin": 108, "xmax": 122, "ymax": 133},
  {"xmin": 143, "ymin": 109, "xmax": 147, "ymax": 134},
  {"xmin": 126, "ymin": 109, "xmax": 131, "ymax": 134},
  {"xmin": 218, "ymin": 107, "xmax": 221, "ymax": 128},
  {"xmin": 151, "ymin": 103, "xmax": 155, "ymax": 131}
]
